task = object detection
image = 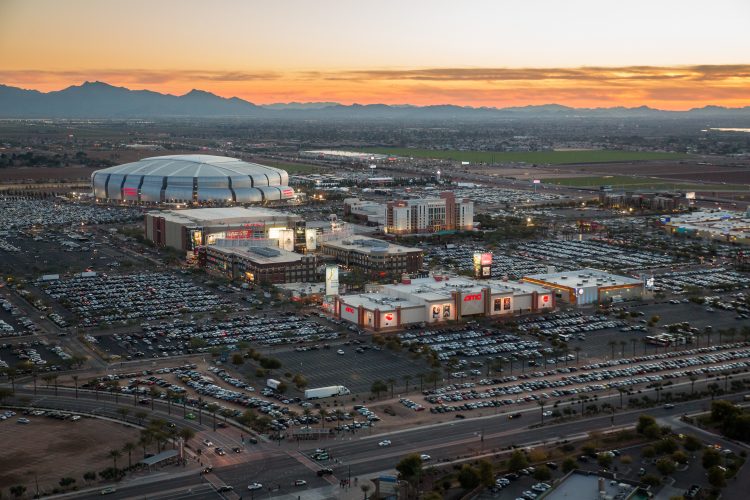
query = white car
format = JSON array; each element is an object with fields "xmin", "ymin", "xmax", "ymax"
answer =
[
  {"xmin": 542, "ymin": 411, "xmax": 553, "ymax": 417},
  {"xmin": 420, "ymin": 454, "xmax": 431, "ymax": 461},
  {"xmin": 378, "ymin": 440, "xmax": 392, "ymax": 447},
  {"xmin": 247, "ymin": 482, "xmax": 263, "ymax": 491},
  {"xmin": 203, "ymin": 439, "xmax": 213, "ymax": 447},
  {"xmin": 337, "ymin": 349, "xmax": 345, "ymax": 355}
]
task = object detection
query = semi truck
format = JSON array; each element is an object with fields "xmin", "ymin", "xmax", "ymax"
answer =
[{"xmin": 304, "ymin": 385, "xmax": 351, "ymax": 399}]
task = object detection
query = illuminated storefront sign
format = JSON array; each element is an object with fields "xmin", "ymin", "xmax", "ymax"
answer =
[
  {"xmin": 344, "ymin": 306, "xmax": 354, "ymax": 314},
  {"xmin": 464, "ymin": 293, "xmax": 482, "ymax": 302}
]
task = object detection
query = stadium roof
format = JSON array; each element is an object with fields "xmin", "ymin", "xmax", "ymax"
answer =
[{"xmin": 94, "ymin": 154, "xmax": 285, "ymax": 179}]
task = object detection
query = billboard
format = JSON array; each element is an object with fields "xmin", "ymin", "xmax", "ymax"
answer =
[
  {"xmin": 325, "ymin": 265, "xmax": 339, "ymax": 296},
  {"xmin": 305, "ymin": 229, "xmax": 318, "ymax": 251},
  {"xmin": 278, "ymin": 229, "xmax": 295, "ymax": 252},
  {"xmin": 473, "ymin": 252, "xmax": 492, "ymax": 278}
]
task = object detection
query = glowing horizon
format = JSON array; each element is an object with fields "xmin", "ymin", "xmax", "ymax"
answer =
[{"xmin": 2, "ymin": 0, "xmax": 749, "ymax": 110}]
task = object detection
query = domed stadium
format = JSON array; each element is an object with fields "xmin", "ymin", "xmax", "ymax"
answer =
[{"xmin": 91, "ymin": 154, "xmax": 294, "ymax": 204}]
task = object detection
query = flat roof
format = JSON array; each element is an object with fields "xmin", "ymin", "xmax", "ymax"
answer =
[
  {"xmin": 139, "ymin": 449, "xmax": 179, "ymax": 466},
  {"xmin": 523, "ymin": 268, "xmax": 642, "ymax": 288},
  {"xmin": 208, "ymin": 245, "xmax": 306, "ymax": 265},
  {"xmin": 545, "ymin": 471, "xmax": 638, "ymax": 500},
  {"xmin": 340, "ymin": 293, "xmax": 422, "ymax": 311},
  {"xmin": 323, "ymin": 235, "xmax": 422, "ymax": 255},
  {"xmin": 149, "ymin": 207, "xmax": 299, "ymax": 225}
]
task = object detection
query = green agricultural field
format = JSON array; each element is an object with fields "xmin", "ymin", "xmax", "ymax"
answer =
[
  {"xmin": 357, "ymin": 148, "xmax": 689, "ymax": 164},
  {"xmin": 549, "ymin": 175, "xmax": 749, "ymax": 191}
]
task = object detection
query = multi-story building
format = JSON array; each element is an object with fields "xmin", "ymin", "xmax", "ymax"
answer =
[
  {"xmin": 384, "ymin": 192, "xmax": 473, "ymax": 234},
  {"xmin": 205, "ymin": 245, "xmax": 317, "ymax": 284},
  {"xmin": 144, "ymin": 207, "xmax": 303, "ymax": 251},
  {"xmin": 321, "ymin": 236, "xmax": 423, "ymax": 276}
]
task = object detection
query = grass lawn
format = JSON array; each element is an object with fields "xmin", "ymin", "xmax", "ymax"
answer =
[
  {"xmin": 356, "ymin": 148, "xmax": 690, "ymax": 164},
  {"xmin": 549, "ymin": 175, "xmax": 749, "ymax": 191}
]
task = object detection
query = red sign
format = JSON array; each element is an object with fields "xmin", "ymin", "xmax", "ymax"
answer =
[
  {"xmin": 543, "ymin": 295, "xmax": 549, "ymax": 303},
  {"xmin": 123, "ymin": 187, "xmax": 138, "ymax": 197},
  {"xmin": 225, "ymin": 230, "xmax": 256, "ymax": 240},
  {"xmin": 481, "ymin": 253, "xmax": 492, "ymax": 266},
  {"xmin": 463, "ymin": 294, "xmax": 482, "ymax": 302},
  {"xmin": 282, "ymin": 189, "xmax": 294, "ymax": 196},
  {"xmin": 384, "ymin": 313, "xmax": 394, "ymax": 321},
  {"xmin": 344, "ymin": 306, "xmax": 354, "ymax": 314}
]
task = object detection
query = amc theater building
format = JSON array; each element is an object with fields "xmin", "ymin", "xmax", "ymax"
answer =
[{"xmin": 332, "ymin": 276, "xmax": 554, "ymax": 332}]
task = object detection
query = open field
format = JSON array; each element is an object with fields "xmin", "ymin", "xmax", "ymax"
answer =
[
  {"xmin": 0, "ymin": 416, "xmax": 141, "ymax": 491},
  {"xmin": 0, "ymin": 166, "xmax": 97, "ymax": 182},
  {"xmin": 357, "ymin": 148, "xmax": 691, "ymax": 164},
  {"xmin": 546, "ymin": 175, "xmax": 749, "ymax": 191}
]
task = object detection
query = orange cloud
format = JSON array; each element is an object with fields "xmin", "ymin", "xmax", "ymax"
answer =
[{"xmin": 2, "ymin": 65, "xmax": 749, "ymax": 110}]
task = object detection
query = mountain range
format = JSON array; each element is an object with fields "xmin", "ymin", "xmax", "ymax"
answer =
[{"xmin": 1, "ymin": 81, "xmax": 750, "ymax": 120}]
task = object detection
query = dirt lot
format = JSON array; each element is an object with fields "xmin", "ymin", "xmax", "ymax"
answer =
[
  {"xmin": 0, "ymin": 166, "xmax": 98, "ymax": 182},
  {"xmin": 0, "ymin": 416, "xmax": 140, "ymax": 491}
]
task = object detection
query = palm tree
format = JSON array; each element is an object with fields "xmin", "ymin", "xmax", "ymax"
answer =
[
  {"xmin": 108, "ymin": 449, "xmax": 122, "ymax": 470},
  {"xmin": 165, "ymin": 390, "xmax": 176, "ymax": 415},
  {"xmin": 3, "ymin": 367, "xmax": 17, "ymax": 393},
  {"xmin": 135, "ymin": 410, "xmax": 148, "ymax": 425},
  {"xmin": 617, "ymin": 388, "xmax": 626, "ymax": 409},
  {"xmin": 72, "ymin": 375, "xmax": 79, "ymax": 399},
  {"xmin": 178, "ymin": 427, "xmax": 195, "ymax": 447},
  {"xmin": 117, "ymin": 407, "xmax": 130, "ymax": 422},
  {"xmin": 416, "ymin": 372, "xmax": 425, "ymax": 393},
  {"xmin": 631, "ymin": 338, "xmax": 638, "ymax": 357},
  {"xmin": 705, "ymin": 327, "xmax": 713, "ymax": 347},
  {"xmin": 32, "ymin": 369, "xmax": 38, "ymax": 395},
  {"xmin": 574, "ymin": 346, "xmax": 581, "ymax": 366},
  {"xmin": 361, "ymin": 483, "xmax": 371, "ymax": 500},
  {"xmin": 122, "ymin": 442, "xmax": 136, "ymax": 468},
  {"xmin": 538, "ymin": 400, "xmax": 546, "ymax": 424},
  {"xmin": 138, "ymin": 432, "xmax": 152, "ymax": 457},
  {"xmin": 149, "ymin": 386, "xmax": 160, "ymax": 411},
  {"xmin": 403, "ymin": 374, "xmax": 412, "ymax": 393},
  {"xmin": 387, "ymin": 378, "xmax": 395, "ymax": 398},
  {"xmin": 318, "ymin": 408, "xmax": 328, "ymax": 428},
  {"xmin": 608, "ymin": 340, "xmax": 617, "ymax": 360},
  {"xmin": 619, "ymin": 341, "xmax": 627, "ymax": 358},
  {"xmin": 207, "ymin": 403, "xmax": 220, "ymax": 432}
]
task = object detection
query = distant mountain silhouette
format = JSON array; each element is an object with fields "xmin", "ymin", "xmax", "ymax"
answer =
[{"xmin": 1, "ymin": 81, "xmax": 749, "ymax": 119}]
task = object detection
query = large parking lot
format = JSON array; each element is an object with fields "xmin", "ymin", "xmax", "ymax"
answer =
[
  {"xmin": 425, "ymin": 244, "xmax": 551, "ymax": 279},
  {"xmin": 0, "ymin": 197, "xmax": 141, "ymax": 229},
  {"xmin": 39, "ymin": 272, "xmax": 234, "ymax": 327},
  {"xmin": 517, "ymin": 239, "xmax": 676, "ymax": 271},
  {"xmin": 94, "ymin": 314, "xmax": 340, "ymax": 360}
]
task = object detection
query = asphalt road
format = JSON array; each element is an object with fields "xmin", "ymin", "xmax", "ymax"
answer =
[
  {"xmin": 4, "ymin": 382, "xmax": 749, "ymax": 499},
  {"xmin": 301, "ymin": 390, "xmax": 750, "ymax": 478}
]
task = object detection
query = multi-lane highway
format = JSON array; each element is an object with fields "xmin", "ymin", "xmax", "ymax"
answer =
[{"xmin": 5, "ymin": 383, "xmax": 748, "ymax": 499}]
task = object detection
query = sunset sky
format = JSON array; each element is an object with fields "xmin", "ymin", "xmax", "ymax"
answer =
[{"xmin": 1, "ymin": 0, "xmax": 749, "ymax": 109}]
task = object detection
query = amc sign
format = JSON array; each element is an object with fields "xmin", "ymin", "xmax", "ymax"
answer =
[
  {"xmin": 344, "ymin": 306, "xmax": 355, "ymax": 314},
  {"xmin": 463, "ymin": 293, "xmax": 482, "ymax": 302},
  {"xmin": 384, "ymin": 313, "xmax": 394, "ymax": 321}
]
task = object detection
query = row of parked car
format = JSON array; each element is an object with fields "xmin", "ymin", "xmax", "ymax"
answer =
[
  {"xmin": 399, "ymin": 328, "xmax": 545, "ymax": 360},
  {"xmin": 40, "ymin": 273, "xmax": 232, "ymax": 326},
  {"xmin": 0, "ymin": 198, "xmax": 141, "ymax": 229},
  {"xmin": 424, "ymin": 344, "xmax": 750, "ymax": 412},
  {"xmin": 517, "ymin": 239, "xmax": 675, "ymax": 271}
]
